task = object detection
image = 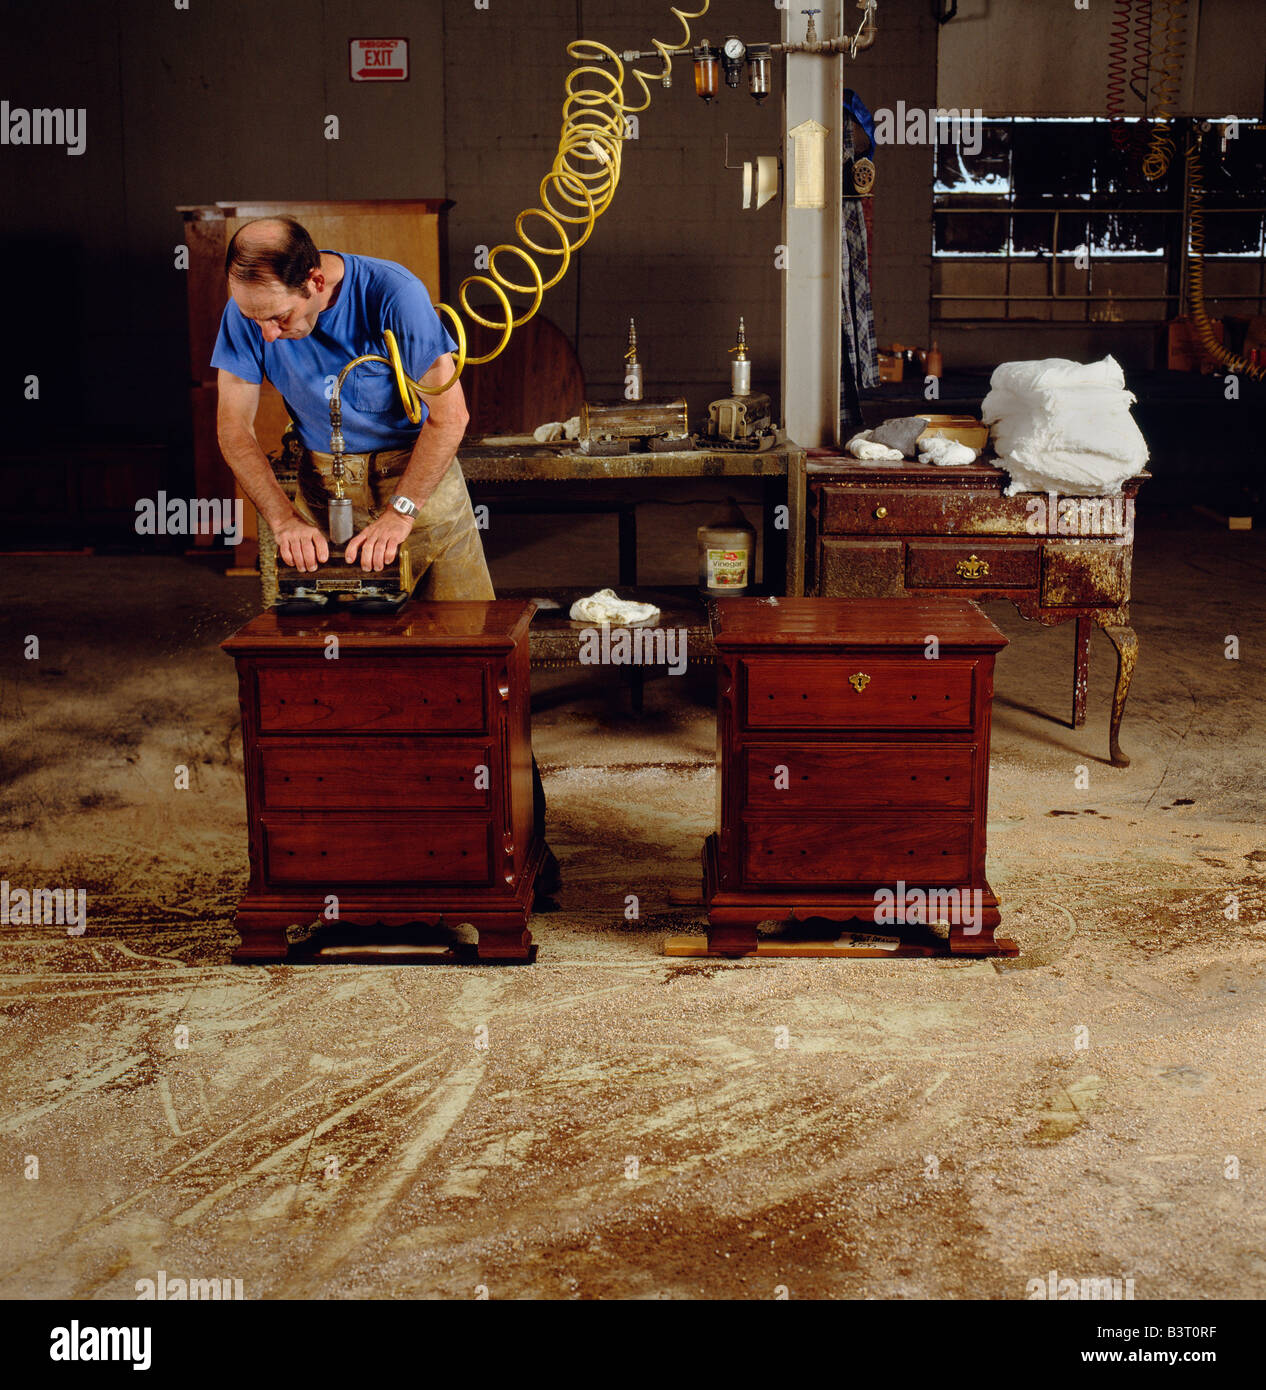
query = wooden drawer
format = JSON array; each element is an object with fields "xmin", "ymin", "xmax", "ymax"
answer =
[
  {"xmin": 256, "ymin": 661, "xmax": 487, "ymax": 733},
  {"xmin": 259, "ymin": 739, "xmax": 494, "ymax": 811},
  {"xmin": 906, "ymin": 541, "xmax": 1038, "ymax": 589},
  {"xmin": 1041, "ymin": 541, "xmax": 1128, "ymax": 607},
  {"xmin": 741, "ymin": 815, "xmax": 973, "ymax": 885},
  {"xmin": 742, "ymin": 658, "xmax": 975, "ymax": 730},
  {"xmin": 818, "ymin": 485, "xmax": 1033, "ymax": 537},
  {"xmin": 263, "ymin": 814, "xmax": 492, "ymax": 885},
  {"xmin": 743, "ymin": 743, "xmax": 975, "ymax": 810},
  {"xmin": 817, "ymin": 538, "xmax": 905, "ymax": 597}
]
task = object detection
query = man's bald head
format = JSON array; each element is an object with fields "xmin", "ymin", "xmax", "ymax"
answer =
[{"xmin": 225, "ymin": 216, "xmax": 320, "ymax": 294}]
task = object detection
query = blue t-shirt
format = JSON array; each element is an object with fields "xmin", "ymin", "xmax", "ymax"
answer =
[{"xmin": 211, "ymin": 252, "xmax": 458, "ymax": 453}]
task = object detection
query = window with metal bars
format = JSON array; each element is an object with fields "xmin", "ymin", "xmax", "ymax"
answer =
[{"xmin": 932, "ymin": 117, "xmax": 1266, "ymax": 323}]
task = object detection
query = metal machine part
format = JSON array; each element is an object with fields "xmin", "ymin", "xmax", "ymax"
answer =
[
  {"xmin": 703, "ymin": 319, "xmax": 776, "ymax": 451},
  {"xmin": 274, "ymin": 545, "xmax": 415, "ymax": 615},
  {"xmin": 693, "ymin": 41, "xmax": 719, "ymax": 101},
  {"xmin": 703, "ymin": 391, "xmax": 776, "ymax": 451},
  {"xmin": 624, "ymin": 317, "xmax": 643, "ymax": 400},
  {"xmin": 722, "ymin": 36, "xmax": 746, "ymax": 87},
  {"xmin": 729, "ymin": 316, "xmax": 752, "ymax": 396},
  {"xmin": 578, "ymin": 397, "xmax": 693, "ymax": 455},
  {"xmin": 746, "ymin": 43, "xmax": 772, "ymax": 100}
]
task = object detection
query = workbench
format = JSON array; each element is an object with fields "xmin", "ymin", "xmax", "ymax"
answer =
[
  {"xmin": 805, "ymin": 454, "xmax": 1148, "ymax": 765},
  {"xmin": 459, "ymin": 436, "xmax": 808, "ymax": 598}
]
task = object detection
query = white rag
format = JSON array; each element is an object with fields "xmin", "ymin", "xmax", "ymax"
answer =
[
  {"xmin": 845, "ymin": 429, "xmax": 903, "ymax": 462},
  {"xmin": 918, "ymin": 436, "xmax": 978, "ymax": 466},
  {"xmin": 981, "ymin": 355, "xmax": 1149, "ymax": 497},
  {"xmin": 568, "ymin": 588, "xmax": 661, "ymax": 624},
  {"xmin": 533, "ymin": 416, "xmax": 581, "ymax": 443}
]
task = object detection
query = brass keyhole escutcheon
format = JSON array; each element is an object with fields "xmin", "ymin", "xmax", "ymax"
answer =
[
  {"xmin": 874, "ymin": 506, "xmax": 888, "ymax": 519},
  {"xmin": 956, "ymin": 554, "xmax": 990, "ymax": 580},
  {"xmin": 849, "ymin": 672, "xmax": 870, "ymax": 693}
]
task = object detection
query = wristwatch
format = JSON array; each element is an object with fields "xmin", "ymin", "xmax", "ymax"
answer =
[{"xmin": 389, "ymin": 494, "xmax": 419, "ymax": 521}]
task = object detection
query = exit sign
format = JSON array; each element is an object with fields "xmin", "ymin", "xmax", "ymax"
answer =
[{"xmin": 349, "ymin": 38, "xmax": 409, "ymax": 82}]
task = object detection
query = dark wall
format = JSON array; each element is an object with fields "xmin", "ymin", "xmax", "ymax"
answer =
[
  {"xmin": 3, "ymin": 0, "xmax": 940, "ymax": 454},
  {"xmin": 3, "ymin": 0, "xmax": 445, "ymax": 449}
]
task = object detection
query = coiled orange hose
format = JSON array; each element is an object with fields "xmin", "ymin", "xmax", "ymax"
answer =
[
  {"xmin": 1184, "ymin": 134, "xmax": 1265, "ymax": 381},
  {"xmin": 1106, "ymin": 0, "xmax": 1132, "ymax": 149},
  {"xmin": 1142, "ymin": 0, "xmax": 1188, "ymax": 182}
]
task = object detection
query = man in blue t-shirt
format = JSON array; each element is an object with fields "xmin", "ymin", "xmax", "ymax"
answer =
[{"xmin": 212, "ymin": 216, "xmax": 493, "ymax": 597}]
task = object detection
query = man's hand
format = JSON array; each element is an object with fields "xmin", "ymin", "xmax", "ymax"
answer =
[
  {"xmin": 345, "ymin": 510, "xmax": 414, "ymax": 571},
  {"xmin": 273, "ymin": 515, "xmax": 330, "ymax": 572}
]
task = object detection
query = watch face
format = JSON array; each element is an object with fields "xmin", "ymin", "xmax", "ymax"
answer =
[{"xmin": 724, "ymin": 37, "xmax": 745, "ymax": 59}]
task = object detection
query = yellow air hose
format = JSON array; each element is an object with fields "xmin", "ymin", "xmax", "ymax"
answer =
[
  {"xmin": 1141, "ymin": 0, "xmax": 1187, "ymax": 182},
  {"xmin": 1183, "ymin": 133, "xmax": 1265, "ymax": 381},
  {"xmin": 330, "ymin": 1, "xmax": 711, "ymax": 426}
]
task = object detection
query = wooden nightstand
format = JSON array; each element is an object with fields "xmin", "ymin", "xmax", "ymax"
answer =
[
  {"xmin": 222, "ymin": 601, "xmax": 542, "ymax": 963},
  {"xmin": 701, "ymin": 597, "xmax": 1014, "ymax": 958}
]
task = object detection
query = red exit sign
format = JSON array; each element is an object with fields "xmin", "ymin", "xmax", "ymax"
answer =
[{"xmin": 349, "ymin": 38, "xmax": 409, "ymax": 82}]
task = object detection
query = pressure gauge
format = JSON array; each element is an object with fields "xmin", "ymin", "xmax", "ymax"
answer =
[{"xmin": 721, "ymin": 36, "xmax": 745, "ymax": 88}]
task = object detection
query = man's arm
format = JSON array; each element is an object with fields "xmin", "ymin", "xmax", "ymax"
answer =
[
  {"xmin": 216, "ymin": 369, "xmax": 329, "ymax": 572},
  {"xmin": 344, "ymin": 353, "xmax": 470, "ymax": 572}
]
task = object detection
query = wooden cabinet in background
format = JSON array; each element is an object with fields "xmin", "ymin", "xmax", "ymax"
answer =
[{"xmin": 807, "ymin": 456, "xmax": 1147, "ymax": 765}]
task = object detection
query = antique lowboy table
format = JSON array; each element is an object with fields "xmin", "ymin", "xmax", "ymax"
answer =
[
  {"xmin": 806, "ymin": 455, "xmax": 1148, "ymax": 766},
  {"xmin": 701, "ymin": 597, "xmax": 1015, "ymax": 958},
  {"xmin": 222, "ymin": 601, "xmax": 542, "ymax": 963}
]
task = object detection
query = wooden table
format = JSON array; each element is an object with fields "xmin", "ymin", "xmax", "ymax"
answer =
[
  {"xmin": 695, "ymin": 597, "xmax": 1014, "ymax": 959},
  {"xmin": 459, "ymin": 436, "xmax": 808, "ymax": 598},
  {"xmin": 806, "ymin": 455, "xmax": 1148, "ymax": 765},
  {"xmin": 222, "ymin": 601, "xmax": 542, "ymax": 963}
]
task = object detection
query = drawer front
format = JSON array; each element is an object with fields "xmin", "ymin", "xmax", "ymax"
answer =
[
  {"xmin": 263, "ymin": 814, "xmax": 492, "ymax": 885},
  {"xmin": 259, "ymin": 740, "xmax": 494, "ymax": 811},
  {"xmin": 742, "ymin": 815, "xmax": 973, "ymax": 885},
  {"xmin": 816, "ymin": 539, "xmax": 905, "ymax": 597},
  {"xmin": 256, "ymin": 661, "xmax": 487, "ymax": 733},
  {"xmin": 743, "ymin": 744, "xmax": 975, "ymax": 810},
  {"xmin": 818, "ymin": 486, "xmax": 1033, "ymax": 537},
  {"xmin": 906, "ymin": 541, "xmax": 1038, "ymax": 589},
  {"xmin": 1041, "ymin": 541, "xmax": 1129, "ymax": 607},
  {"xmin": 742, "ymin": 658, "xmax": 975, "ymax": 730}
]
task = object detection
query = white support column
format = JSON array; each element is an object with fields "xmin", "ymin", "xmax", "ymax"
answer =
[{"xmin": 780, "ymin": 2, "xmax": 845, "ymax": 450}]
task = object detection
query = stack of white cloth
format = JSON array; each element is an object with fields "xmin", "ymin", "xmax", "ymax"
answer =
[{"xmin": 981, "ymin": 356, "xmax": 1149, "ymax": 497}]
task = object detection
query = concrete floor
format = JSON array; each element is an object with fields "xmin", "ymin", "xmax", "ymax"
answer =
[{"xmin": 1, "ymin": 506, "xmax": 1264, "ymax": 1300}]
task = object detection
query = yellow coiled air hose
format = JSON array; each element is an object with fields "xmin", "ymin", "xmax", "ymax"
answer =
[
  {"xmin": 330, "ymin": 1, "xmax": 711, "ymax": 429},
  {"xmin": 1184, "ymin": 133, "xmax": 1265, "ymax": 382},
  {"xmin": 1142, "ymin": 0, "xmax": 1187, "ymax": 182}
]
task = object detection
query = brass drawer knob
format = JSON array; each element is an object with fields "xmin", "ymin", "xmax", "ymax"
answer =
[
  {"xmin": 956, "ymin": 554, "xmax": 990, "ymax": 580},
  {"xmin": 874, "ymin": 506, "xmax": 888, "ymax": 519},
  {"xmin": 849, "ymin": 672, "xmax": 871, "ymax": 693}
]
